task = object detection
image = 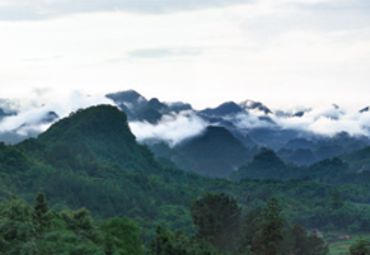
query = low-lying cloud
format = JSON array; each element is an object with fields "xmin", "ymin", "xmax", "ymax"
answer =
[
  {"xmin": 1, "ymin": 90, "xmax": 370, "ymax": 146},
  {"xmin": 0, "ymin": 90, "xmax": 113, "ymax": 142},
  {"xmin": 271, "ymin": 105, "xmax": 370, "ymax": 137},
  {"xmin": 205, "ymin": 104, "xmax": 370, "ymax": 138},
  {"xmin": 129, "ymin": 111, "xmax": 208, "ymax": 147}
]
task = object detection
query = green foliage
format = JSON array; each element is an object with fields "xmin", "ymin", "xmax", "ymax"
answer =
[
  {"xmin": 251, "ymin": 198, "xmax": 284, "ymax": 255},
  {"xmin": 101, "ymin": 217, "xmax": 144, "ymax": 255},
  {"xmin": 191, "ymin": 193, "xmax": 241, "ymax": 251},
  {"xmin": 350, "ymin": 240, "xmax": 370, "ymax": 255},
  {"xmin": 0, "ymin": 195, "xmax": 144, "ymax": 255},
  {"xmin": 149, "ymin": 226, "xmax": 219, "ymax": 255},
  {"xmin": 33, "ymin": 193, "xmax": 51, "ymax": 235}
]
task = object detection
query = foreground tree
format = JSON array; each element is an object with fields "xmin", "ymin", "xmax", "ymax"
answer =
[
  {"xmin": 33, "ymin": 192, "xmax": 51, "ymax": 235},
  {"xmin": 101, "ymin": 217, "xmax": 144, "ymax": 255},
  {"xmin": 149, "ymin": 226, "xmax": 219, "ymax": 255},
  {"xmin": 0, "ymin": 194, "xmax": 145, "ymax": 255},
  {"xmin": 251, "ymin": 198, "xmax": 284, "ymax": 255},
  {"xmin": 350, "ymin": 240, "xmax": 370, "ymax": 255},
  {"xmin": 191, "ymin": 193, "xmax": 241, "ymax": 251}
]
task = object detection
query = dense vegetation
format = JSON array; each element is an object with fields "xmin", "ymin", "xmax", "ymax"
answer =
[
  {"xmin": 0, "ymin": 105, "xmax": 370, "ymax": 254},
  {"xmin": 0, "ymin": 193, "xmax": 330, "ymax": 255}
]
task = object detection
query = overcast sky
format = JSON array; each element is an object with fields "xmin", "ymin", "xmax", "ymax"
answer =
[{"xmin": 0, "ymin": 0, "xmax": 369, "ymax": 109}]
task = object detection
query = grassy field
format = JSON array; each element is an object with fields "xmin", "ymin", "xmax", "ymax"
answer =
[{"xmin": 328, "ymin": 233, "xmax": 370, "ymax": 255}]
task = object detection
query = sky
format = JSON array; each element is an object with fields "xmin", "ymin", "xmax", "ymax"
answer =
[{"xmin": 0, "ymin": 0, "xmax": 370, "ymax": 110}]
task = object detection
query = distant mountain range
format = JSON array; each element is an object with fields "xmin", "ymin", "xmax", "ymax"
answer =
[
  {"xmin": 104, "ymin": 90, "xmax": 370, "ymax": 176},
  {"xmin": 1, "ymin": 89, "xmax": 370, "ymax": 177}
]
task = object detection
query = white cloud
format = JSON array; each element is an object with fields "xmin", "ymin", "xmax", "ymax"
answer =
[
  {"xmin": 129, "ymin": 111, "xmax": 207, "ymax": 146},
  {"xmin": 231, "ymin": 112, "xmax": 273, "ymax": 129},
  {"xmin": 271, "ymin": 105, "xmax": 370, "ymax": 136},
  {"xmin": 0, "ymin": 90, "xmax": 113, "ymax": 137}
]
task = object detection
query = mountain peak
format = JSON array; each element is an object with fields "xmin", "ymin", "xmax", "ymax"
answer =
[
  {"xmin": 200, "ymin": 102, "xmax": 244, "ymax": 117},
  {"xmin": 252, "ymin": 148, "xmax": 285, "ymax": 166},
  {"xmin": 239, "ymin": 100, "xmax": 272, "ymax": 115},
  {"xmin": 106, "ymin": 90, "xmax": 147, "ymax": 104},
  {"xmin": 360, "ymin": 106, "xmax": 369, "ymax": 113},
  {"xmin": 40, "ymin": 105, "xmax": 132, "ymax": 140},
  {"xmin": 35, "ymin": 105, "xmax": 158, "ymax": 172},
  {"xmin": 175, "ymin": 125, "xmax": 250, "ymax": 177},
  {"xmin": 232, "ymin": 148, "xmax": 289, "ymax": 181}
]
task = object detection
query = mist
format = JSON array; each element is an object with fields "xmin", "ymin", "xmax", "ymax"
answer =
[
  {"xmin": 0, "ymin": 90, "xmax": 113, "ymax": 140},
  {"xmin": 129, "ymin": 111, "xmax": 208, "ymax": 147}
]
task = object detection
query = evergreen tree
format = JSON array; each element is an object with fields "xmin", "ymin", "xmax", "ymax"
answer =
[
  {"xmin": 251, "ymin": 198, "xmax": 284, "ymax": 255},
  {"xmin": 291, "ymin": 224, "xmax": 309, "ymax": 255},
  {"xmin": 33, "ymin": 192, "xmax": 50, "ymax": 235},
  {"xmin": 191, "ymin": 193, "xmax": 241, "ymax": 251},
  {"xmin": 283, "ymin": 225, "xmax": 328, "ymax": 255}
]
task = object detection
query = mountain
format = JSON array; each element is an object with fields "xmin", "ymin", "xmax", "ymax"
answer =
[
  {"xmin": 105, "ymin": 92, "xmax": 370, "ymax": 167},
  {"xmin": 107, "ymin": 90, "xmax": 194, "ymax": 123},
  {"xmin": 2, "ymin": 104, "xmax": 370, "ymax": 241},
  {"xmin": 306, "ymin": 158, "xmax": 350, "ymax": 183},
  {"xmin": 0, "ymin": 90, "xmax": 369, "ymax": 169},
  {"xmin": 360, "ymin": 106, "xmax": 369, "ymax": 113},
  {"xmin": 22, "ymin": 105, "xmax": 159, "ymax": 173},
  {"xmin": 247, "ymin": 127, "xmax": 304, "ymax": 150},
  {"xmin": 239, "ymin": 100, "xmax": 272, "ymax": 115},
  {"xmin": 275, "ymin": 133, "xmax": 370, "ymax": 166},
  {"xmin": 0, "ymin": 105, "xmax": 213, "ymax": 223},
  {"xmin": 158, "ymin": 126, "xmax": 252, "ymax": 177},
  {"xmin": 166, "ymin": 101, "xmax": 192, "ymax": 112},
  {"xmin": 39, "ymin": 111, "xmax": 59, "ymax": 124},
  {"xmin": 199, "ymin": 102, "xmax": 244, "ymax": 118},
  {"xmin": 278, "ymin": 148, "xmax": 317, "ymax": 166},
  {"xmin": 232, "ymin": 149, "xmax": 299, "ymax": 180},
  {"xmin": 106, "ymin": 90, "xmax": 148, "ymax": 110},
  {"xmin": 341, "ymin": 146, "xmax": 370, "ymax": 176},
  {"xmin": 0, "ymin": 107, "xmax": 16, "ymax": 119}
]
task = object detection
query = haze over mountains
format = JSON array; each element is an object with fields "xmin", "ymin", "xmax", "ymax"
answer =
[{"xmin": 1, "ymin": 89, "xmax": 370, "ymax": 177}]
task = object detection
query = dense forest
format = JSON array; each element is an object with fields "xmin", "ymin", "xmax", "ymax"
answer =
[{"xmin": 1, "ymin": 105, "xmax": 370, "ymax": 254}]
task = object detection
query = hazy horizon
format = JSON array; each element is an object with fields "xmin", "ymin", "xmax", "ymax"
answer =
[{"xmin": 0, "ymin": 0, "xmax": 369, "ymax": 109}]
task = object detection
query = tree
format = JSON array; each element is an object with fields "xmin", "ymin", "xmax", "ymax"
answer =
[
  {"xmin": 251, "ymin": 198, "xmax": 284, "ymax": 255},
  {"xmin": 150, "ymin": 227, "xmax": 176, "ymax": 255},
  {"xmin": 307, "ymin": 233, "xmax": 328, "ymax": 255},
  {"xmin": 33, "ymin": 192, "xmax": 51, "ymax": 235},
  {"xmin": 239, "ymin": 207, "xmax": 263, "ymax": 253},
  {"xmin": 284, "ymin": 225, "xmax": 328, "ymax": 255},
  {"xmin": 0, "ymin": 198, "xmax": 38, "ymax": 254},
  {"xmin": 291, "ymin": 224, "xmax": 309, "ymax": 255},
  {"xmin": 149, "ymin": 226, "xmax": 220, "ymax": 255},
  {"xmin": 350, "ymin": 240, "xmax": 370, "ymax": 255},
  {"xmin": 101, "ymin": 217, "xmax": 144, "ymax": 255},
  {"xmin": 191, "ymin": 193, "xmax": 241, "ymax": 251}
]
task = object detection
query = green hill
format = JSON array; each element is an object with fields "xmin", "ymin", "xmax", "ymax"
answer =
[{"xmin": 171, "ymin": 126, "xmax": 252, "ymax": 177}]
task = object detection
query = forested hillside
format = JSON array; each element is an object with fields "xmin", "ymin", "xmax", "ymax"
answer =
[{"xmin": 0, "ymin": 105, "xmax": 370, "ymax": 254}]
